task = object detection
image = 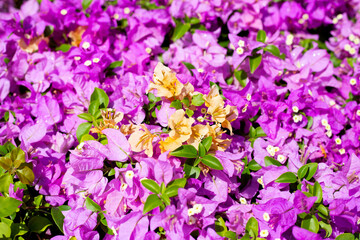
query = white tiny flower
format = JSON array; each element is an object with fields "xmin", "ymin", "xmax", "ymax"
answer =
[
  {"xmin": 242, "ymin": 104, "xmax": 248, "ymax": 113},
  {"xmin": 354, "ymin": 37, "xmax": 360, "ymax": 45},
  {"xmin": 266, "ymin": 145, "xmax": 275, "ymax": 156},
  {"xmin": 292, "ymin": 106, "xmax": 299, "ymax": 113},
  {"xmin": 321, "ymin": 119, "xmax": 328, "ymax": 126},
  {"xmin": 198, "ymin": 68, "xmax": 204, "ymax": 73},
  {"xmin": 339, "ymin": 148, "xmax": 346, "ymax": 155},
  {"xmin": 82, "ymin": 41, "xmax": 90, "ymax": 49},
  {"xmin": 125, "ymin": 170, "xmax": 134, "ymax": 179},
  {"xmin": 260, "ymin": 230, "xmax": 269, "ymax": 238},
  {"xmin": 277, "ymin": 155, "xmax": 286, "ymax": 163},
  {"xmin": 193, "ymin": 204, "xmax": 203, "ymax": 214},
  {"xmin": 246, "ymin": 94, "xmax": 251, "ymax": 101},
  {"xmin": 84, "ymin": 60, "xmax": 92, "ymax": 66},
  {"xmin": 197, "ymin": 117, "xmax": 205, "ymax": 122},
  {"xmin": 274, "ymin": 146, "xmax": 280, "ymax": 152},
  {"xmin": 357, "ymin": 218, "xmax": 360, "ymax": 225},
  {"xmin": 74, "ymin": 56, "xmax": 81, "ymax": 61},
  {"xmin": 308, "ymin": 89, "xmax": 313, "ymax": 96},
  {"xmin": 263, "ymin": 212, "xmax": 270, "ymax": 222},
  {"xmin": 326, "ymin": 130, "xmax": 332, "ymax": 138},
  {"xmin": 123, "ymin": 204, "xmax": 127, "ymax": 212},
  {"xmin": 332, "ymin": 18, "xmax": 338, "ymax": 24},
  {"xmin": 236, "ymin": 47, "xmax": 244, "ymax": 55},
  {"xmin": 302, "ymin": 13, "xmax": 309, "ymax": 20},
  {"xmin": 298, "ymin": 19, "xmax": 305, "ymax": 24},
  {"xmin": 257, "ymin": 176, "xmax": 264, "ymax": 187},
  {"xmin": 189, "ymin": 216, "xmax": 196, "ymax": 225},
  {"xmin": 329, "ymin": 100, "xmax": 336, "ymax": 106},
  {"xmin": 92, "ymin": 58, "xmax": 100, "ymax": 63},
  {"xmin": 111, "ymin": 226, "xmax": 118, "ymax": 236},
  {"xmin": 356, "ymin": 110, "xmax": 360, "ymax": 116},
  {"xmin": 121, "ymin": 183, "xmax": 128, "ymax": 191},
  {"xmin": 349, "ymin": 34, "xmax": 355, "ymax": 42},
  {"xmin": 238, "ymin": 40, "xmax": 245, "ymax": 47},
  {"xmin": 344, "ymin": 44, "xmax": 351, "ymax": 51},
  {"xmin": 335, "ymin": 138, "xmax": 342, "ymax": 145},
  {"xmin": 113, "ymin": 13, "xmax": 119, "ymax": 19},
  {"xmin": 230, "ymin": 43, "xmax": 235, "ymax": 50},
  {"xmin": 124, "ymin": 7, "xmax": 130, "ymax": 14},
  {"xmin": 60, "ymin": 9, "xmax": 68, "ymax": 15},
  {"xmin": 286, "ymin": 34, "xmax": 294, "ymax": 46},
  {"xmin": 337, "ymin": 14, "xmax": 343, "ymax": 20},
  {"xmin": 145, "ymin": 47, "xmax": 152, "ymax": 54},
  {"xmin": 325, "ymin": 124, "xmax": 331, "ymax": 131},
  {"xmin": 293, "ymin": 115, "xmax": 300, "ymax": 123},
  {"xmin": 188, "ymin": 208, "xmax": 195, "ymax": 217},
  {"xmin": 349, "ymin": 48, "xmax": 356, "ymax": 55},
  {"xmin": 239, "ymin": 197, "xmax": 247, "ymax": 204},
  {"xmin": 350, "ymin": 78, "xmax": 357, "ymax": 85}
]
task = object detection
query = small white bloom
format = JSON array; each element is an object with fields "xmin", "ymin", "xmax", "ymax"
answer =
[
  {"xmin": 188, "ymin": 208, "xmax": 195, "ymax": 217},
  {"xmin": 84, "ymin": 60, "xmax": 92, "ymax": 66},
  {"xmin": 274, "ymin": 146, "xmax": 280, "ymax": 152},
  {"xmin": 329, "ymin": 100, "xmax": 336, "ymax": 106},
  {"xmin": 121, "ymin": 183, "xmax": 128, "ymax": 191},
  {"xmin": 125, "ymin": 170, "xmax": 134, "ymax": 179},
  {"xmin": 344, "ymin": 44, "xmax": 351, "ymax": 51},
  {"xmin": 308, "ymin": 89, "xmax": 313, "ymax": 96},
  {"xmin": 339, "ymin": 148, "xmax": 346, "ymax": 155},
  {"xmin": 335, "ymin": 138, "xmax": 342, "ymax": 145},
  {"xmin": 325, "ymin": 124, "xmax": 331, "ymax": 131},
  {"xmin": 277, "ymin": 155, "xmax": 286, "ymax": 163},
  {"xmin": 337, "ymin": 14, "xmax": 343, "ymax": 20},
  {"xmin": 266, "ymin": 145, "xmax": 275, "ymax": 157},
  {"xmin": 230, "ymin": 43, "xmax": 235, "ymax": 50},
  {"xmin": 332, "ymin": 18, "xmax": 338, "ymax": 24},
  {"xmin": 74, "ymin": 56, "xmax": 81, "ymax": 61},
  {"xmin": 236, "ymin": 47, "xmax": 244, "ymax": 55},
  {"xmin": 82, "ymin": 41, "xmax": 91, "ymax": 49},
  {"xmin": 113, "ymin": 13, "xmax": 119, "ymax": 19},
  {"xmin": 349, "ymin": 34, "xmax": 355, "ymax": 42},
  {"xmin": 92, "ymin": 58, "xmax": 100, "ymax": 63},
  {"xmin": 321, "ymin": 119, "xmax": 328, "ymax": 126},
  {"xmin": 197, "ymin": 68, "xmax": 204, "ymax": 73},
  {"xmin": 60, "ymin": 9, "xmax": 68, "ymax": 15},
  {"xmin": 350, "ymin": 78, "xmax": 357, "ymax": 85},
  {"xmin": 354, "ymin": 37, "xmax": 360, "ymax": 45},
  {"xmin": 326, "ymin": 130, "xmax": 332, "ymax": 138},
  {"xmin": 246, "ymin": 94, "xmax": 252, "ymax": 101},
  {"xmin": 349, "ymin": 48, "xmax": 356, "ymax": 55},
  {"xmin": 145, "ymin": 47, "xmax": 152, "ymax": 54},
  {"xmin": 302, "ymin": 14, "xmax": 309, "ymax": 20},
  {"xmin": 356, "ymin": 110, "xmax": 360, "ymax": 116},
  {"xmin": 260, "ymin": 230, "xmax": 269, "ymax": 238},
  {"xmin": 257, "ymin": 176, "xmax": 264, "ymax": 187},
  {"xmin": 239, "ymin": 197, "xmax": 247, "ymax": 204},
  {"xmin": 263, "ymin": 212, "xmax": 270, "ymax": 222},
  {"xmin": 242, "ymin": 104, "xmax": 248, "ymax": 113},
  {"xmin": 124, "ymin": 7, "xmax": 130, "ymax": 14},
  {"xmin": 286, "ymin": 34, "xmax": 294, "ymax": 46},
  {"xmin": 193, "ymin": 204, "xmax": 203, "ymax": 214},
  {"xmin": 292, "ymin": 106, "xmax": 299, "ymax": 113},
  {"xmin": 238, "ymin": 40, "xmax": 245, "ymax": 47},
  {"xmin": 298, "ymin": 19, "xmax": 305, "ymax": 24}
]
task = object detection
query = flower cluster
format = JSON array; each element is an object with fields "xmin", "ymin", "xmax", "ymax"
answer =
[{"xmin": 0, "ymin": 0, "xmax": 360, "ymax": 240}]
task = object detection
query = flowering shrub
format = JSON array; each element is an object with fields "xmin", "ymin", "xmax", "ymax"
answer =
[{"xmin": 0, "ymin": 0, "xmax": 360, "ymax": 239}]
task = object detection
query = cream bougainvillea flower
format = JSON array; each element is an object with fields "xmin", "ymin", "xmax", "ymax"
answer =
[
  {"xmin": 187, "ymin": 124, "xmax": 210, "ymax": 149},
  {"xmin": 221, "ymin": 105, "xmax": 239, "ymax": 135},
  {"xmin": 90, "ymin": 109, "xmax": 123, "ymax": 134},
  {"xmin": 148, "ymin": 62, "xmax": 184, "ymax": 99},
  {"xmin": 208, "ymin": 124, "xmax": 231, "ymax": 152},
  {"xmin": 203, "ymin": 85, "xmax": 224, "ymax": 109},
  {"xmin": 128, "ymin": 124, "xmax": 157, "ymax": 157},
  {"xmin": 168, "ymin": 109, "xmax": 195, "ymax": 142},
  {"xmin": 159, "ymin": 136, "xmax": 183, "ymax": 153}
]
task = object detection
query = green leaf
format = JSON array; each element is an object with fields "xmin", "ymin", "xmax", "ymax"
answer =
[
  {"xmin": 182, "ymin": 62, "xmax": 196, "ymax": 76},
  {"xmin": 264, "ymin": 156, "xmax": 282, "ymax": 167},
  {"xmin": 11, "ymin": 147, "xmax": 26, "ymax": 169},
  {"xmin": 234, "ymin": 70, "xmax": 247, "ymax": 87},
  {"xmin": 181, "ymin": 97, "xmax": 190, "ymax": 107},
  {"xmin": 58, "ymin": 205, "xmax": 71, "ymax": 211},
  {"xmin": 313, "ymin": 181, "xmax": 323, "ymax": 203},
  {"xmin": 141, "ymin": 179, "xmax": 161, "ymax": 194},
  {"xmin": 143, "ymin": 194, "xmax": 162, "ymax": 214},
  {"xmin": 0, "ymin": 174, "xmax": 12, "ymax": 193},
  {"xmin": 0, "ymin": 145, "xmax": 7, "ymax": 156},
  {"xmin": 264, "ymin": 45, "xmax": 281, "ymax": 57},
  {"xmin": 16, "ymin": 163, "xmax": 35, "ymax": 185},
  {"xmin": 170, "ymin": 100, "xmax": 182, "ymax": 110},
  {"xmin": 224, "ymin": 231, "xmax": 237, "ymax": 240},
  {"xmin": 167, "ymin": 178, "xmax": 187, "ymax": 188},
  {"xmin": 347, "ymin": 58, "xmax": 356, "ymax": 68},
  {"xmin": 34, "ymin": 195, "xmax": 43, "ymax": 208},
  {"xmin": 160, "ymin": 193, "xmax": 171, "ymax": 206},
  {"xmin": 240, "ymin": 233, "xmax": 251, "ymax": 240},
  {"xmin": 201, "ymin": 155, "xmax": 223, "ymax": 170},
  {"xmin": 82, "ymin": 0, "xmax": 93, "ymax": 10},
  {"xmin": 336, "ymin": 233, "xmax": 355, "ymax": 240},
  {"xmin": 170, "ymin": 145, "xmax": 198, "ymax": 158},
  {"xmin": 28, "ymin": 216, "xmax": 52, "ymax": 233},
  {"xmin": 255, "ymin": 127, "xmax": 267, "ymax": 137},
  {"xmin": 0, "ymin": 155, "xmax": 11, "ymax": 171},
  {"xmin": 184, "ymin": 164, "xmax": 200, "ymax": 178},
  {"xmin": 249, "ymin": 54, "xmax": 262, "ymax": 74},
  {"xmin": 0, "ymin": 222, "xmax": 11, "ymax": 238},
  {"xmin": 147, "ymin": 93, "xmax": 161, "ymax": 103},
  {"xmin": 245, "ymin": 217, "xmax": 259, "ymax": 237},
  {"xmin": 85, "ymin": 197, "xmax": 101, "ymax": 212},
  {"xmin": 275, "ymin": 172, "xmax": 298, "ymax": 183},
  {"xmin": 297, "ymin": 165, "xmax": 309, "ymax": 179},
  {"xmin": 90, "ymin": 88, "xmax": 109, "ymax": 109},
  {"xmin": 88, "ymin": 101, "xmax": 100, "ymax": 116},
  {"xmin": 76, "ymin": 122, "xmax": 92, "ymax": 142},
  {"xmin": 191, "ymin": 94, "xmax": 205, "ymax": 106},
  {"xmin": 164, "ymin": 186, "xmax": 180, "ymax": 197},
  {"xmin": 306, "ymin": 163, "xmax": 318, "ymax": 180},
  {"xmin": 256, "ymin": 30, "xmax": 266, "ymax": 43},
  {"xmin": 55, "ymin": 44, "xmax": 71, "ymax": 53},
  {"xmin": 107, "ymin": 61, "xmax": 123, "ymax": 70},
  {"xmin": 306, "ymin": 116, "xmax": 313, "ymax": 129},
  {"xmin": 10, "ymin": 223, "xmax": 28, "ymax": 237},
  {"xmin": 185, "ymin": 108, "xmax": 194, "ymax": 117},
  {"xmin": 301, "ymin": 215, "xmax": 319, "ymax": 233},
  {"xmin": 248, "ymin": 160, "xmax": 262, "ymax": 171},
  {"xmin": 51, "ymin": 207, "xmax": 65, "ymax": 234},
  {"xmin": 319, "ymin": 221, "xmax": 332, "ymax": 238},
  {"xmin": 78, "ymin": 113, "xmax": 93, "ymax": 122},
  {"xmin": 172, "ymin": 22, "xmax": 191, "ymax": 41},
  {"xmin": 80, "ymin": 134, "xmax": 95, "ymax": 143},
  {"xmin": 201, "ymin": 136, "xmax": 212, "ymax": 152},
  {"xmin": 198, "ymin": 143, "xmax": 206, "ymax": 157},
  {"xmin": 317, "ymin": 204, "xmax": 328, "ymax": 217},
  {"xmin": 215, "ymin": 216, "xmax": 227, "ymax": 237}
]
